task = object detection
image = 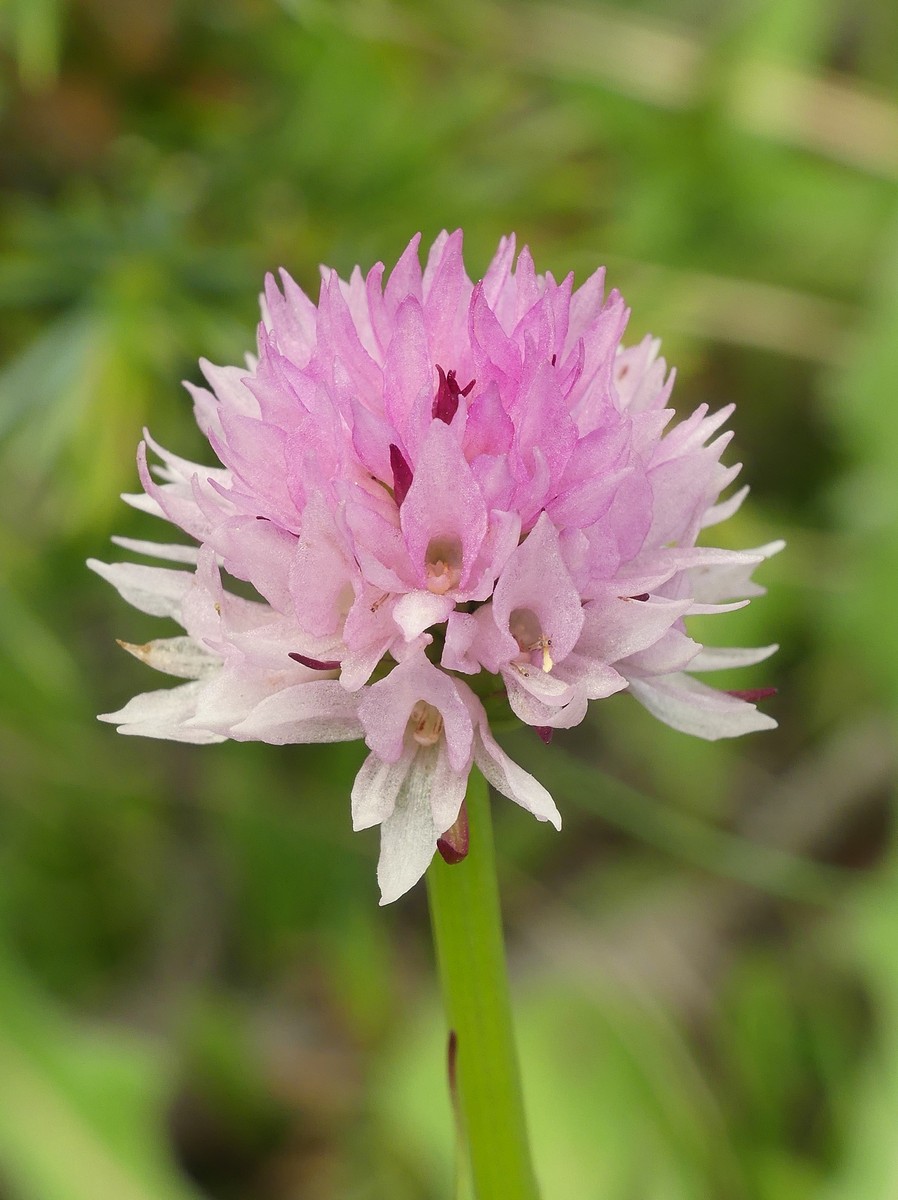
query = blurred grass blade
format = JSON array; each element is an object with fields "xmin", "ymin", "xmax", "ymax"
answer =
[
  {"xmin": 0, "ymin": 950, "xmax": 203, "ymax": 1200},
  {"xmin": 0, "ymin": 578, "xmax": 82, "ymax": 705},
  {"xmin": 514, "ymin": 742, "xmax": 847, "ymax": 905}
]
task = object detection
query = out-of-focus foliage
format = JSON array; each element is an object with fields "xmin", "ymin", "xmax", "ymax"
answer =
[{"xmin": 0, "ymin": 0, "xmax": 895, "ymax": 1196}]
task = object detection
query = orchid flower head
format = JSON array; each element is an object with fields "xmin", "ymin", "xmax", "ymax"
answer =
[{"xmin": 91, "ymin": 231, "xmax": 781, "ymax": 903}]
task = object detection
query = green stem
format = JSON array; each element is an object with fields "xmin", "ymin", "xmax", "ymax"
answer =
[{"xmin": 426, "ymin": 767, "xmax": 541, "ymax": 1200}]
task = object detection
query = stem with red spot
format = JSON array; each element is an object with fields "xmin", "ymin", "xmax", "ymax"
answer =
[{"xmin": 426, "ymin": 767, "xmax": 540, "ymax": 1200}]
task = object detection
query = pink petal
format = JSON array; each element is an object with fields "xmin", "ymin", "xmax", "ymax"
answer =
[
  {"xmin": 384, "ymin": 233, "xmax": 423, "ymax": 313},
  {"xmin": 358, "ymin": 654, "xmax": 474, "ymax": 772},
  {"xmin": 492, "ymin": 512, "xmax": 584, "ymax": 665},
  {"xmin": 503, "ymin": 668, "xmax": 588, "ymax": 729},
  {"xmin": 421, "ymin": 229, "xmax": 470, "ymax": 365},
  {"xmin": 290, "ymin": 495, "xmax": 356, "ymax": 637},
  {"xmin": 400, "ymin": 419, "xmax": 488, "ymax": 590},
  {"xmin": 383, "ymin": 297, "xmax": 433, "ymax": 459},
  {"xmin": 577, "ymin": 594, "xmax": 693, "ymax": 664}
]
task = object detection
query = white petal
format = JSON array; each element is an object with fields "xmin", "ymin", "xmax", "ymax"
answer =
[
  {"xmin": 392, "ymin": 590, "xmax": 455, "ymax": 641},
  {"xmin": 352, "ymin": 740, "xmax": 466, "ymax": 839},
  {"xmin": 351, "ymin": 748, "xmax": 415, "ymax": 831},
  {"xmin": 187, "ymin": 668, "xmax": 289, "ymax": 731},
  {"xmin": 229, "ymin": 680, "xmax": 364, "ymax": 745},
  {"xmin": 687, "ymin": 599, "xmax": 749, "ymax": 616},
  {"xmin": 143, "ymin": 427, "xmax": 229, "ymax": 485},
  {"xmin": 224, "ymin": 615, "xmax": 340, "ymax": 671},
  {"xmin": 701, "ymin": 484, "xmax": 750, "ymax": 529},
  {"xmin": 689, "ymin": 539, "xmax": 785, "ymax": 603},
  {"xmin": 473, "ymin": 721, "xmax": 561, "ymax": 829},
  {"xmin": 111, "ymin": 536, "xmax": 200, "ymax": 564},
  {"xmin": 665, "ymin": 546, "xmax": 767, "ymax": 572},
  {"xmin": 622, "ymin": 629, "xmax": 701, "ymax": 674},
  {"xmin": 118, "ymin": 636, "xmax": 221, "ymax": 679},
  {"xmin": 99, "ymin": 681, "xmax": 224, "ymax": 743},
  {"xmin": 87, "ymin": 559, "xmax": 193, "ymax": 621},
  {"xmin": 688, "ymin": 643, "xmax": 779, "ymax": 672},
  {"xmin": 121, "ymin": 491, "xmax": 165, "ymax": 517},
  {"xmin": 376, "ymin": 744, "xmax": 466, "ymax": 905},
  {"xmin": 426, "ymin": 742, "xmax": 470, "ymax": 833},
  {"xmin": 196, "ymin": 359, "xmax": 258, "ymax": 422},
  {"xmin": 627, "ymin": 673, "xmax": 777, "ymax": 740},
  {"xmin": 503, "ymin": 669, "xmax": 589, "ymax": 729}
]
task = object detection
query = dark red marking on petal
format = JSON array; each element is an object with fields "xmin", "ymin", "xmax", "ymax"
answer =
[
  {"xmin": 727, "ymin": 687, "xmax": 778, "ymax": 703},
  {"xmin": 626, "ymin": 593, "xmax": 650, "ymax": 602},
  {"xmin": 436, "ymin": 801, "xmax": 469, "ymax": 864},
  {"xmin": 289, "ymin": 652, "xmax": 341, "ymax": 670},
  {"xmin": 535, "ymin": 726, "xmax": 553, "ymax": 744},
  {"xmin": 389, "ymin": 443, "xmax": 413, "ymax": 507},
  {"xmin": 551, "ymin": 353, "xmax": 557, "ymax": 366},
  {"xmin": 433, "ymin": 365, "xmax": 457, "ymax": 423},
  {"xmin": 433, "ymin": 365, "xmax": 475, "ymax": 424}
]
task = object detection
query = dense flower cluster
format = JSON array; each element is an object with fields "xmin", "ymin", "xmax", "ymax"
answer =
[{"xmin": 91, "ymin": 232, "xmax": 780, "ymax": 902}]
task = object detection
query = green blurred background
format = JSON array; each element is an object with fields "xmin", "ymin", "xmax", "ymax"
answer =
[{"xmin": 1, "ymin": 0, "xmax": 896, "ymax": 1196}]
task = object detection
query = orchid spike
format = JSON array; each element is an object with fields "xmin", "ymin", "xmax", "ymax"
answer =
[{"xmin": 91, "ymin": 231, "xmax": 781, "ymax": 903}]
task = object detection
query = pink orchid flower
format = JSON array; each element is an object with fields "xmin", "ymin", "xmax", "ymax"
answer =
[{"xmin": 92, "ymin": 232, "xmax": 780, "ymax": 903}]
